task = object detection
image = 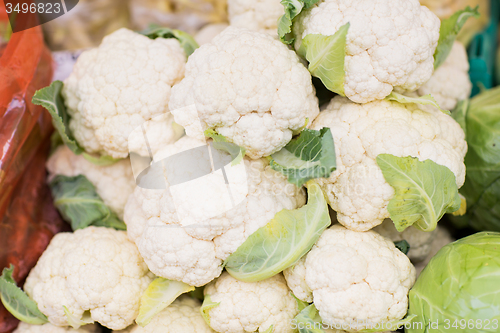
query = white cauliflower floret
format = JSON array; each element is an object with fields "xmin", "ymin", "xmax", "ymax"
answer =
[
  {"xmin": 417, "ymin": 41, "xmax": 472, "ymax": 110},
  {"xmin": 311, "ymin": 96, "xmax": 467, "ymax": 231},
  {"xmin": 112, "ymin": 297, "xmax": 214, "ymax": 333},
  {"xmin": 228, "ymin": 0, "xmax": 284, "ymax": 36},
  {"xmin": 124, "ymin": 136, "xmax": 305, "ymax": 286},
  {"xmin": 284, "ymin": 225, "xmax": 416, "ymax": 332},
  {"xmin": 13, "ymin": 323, "xmax": 99, "ymax": 333},
  {"xmin": 46, "ymin": 145, "xmax": 136, "ymax": 219},
  {"xmin": 63, "ymin": 28, "xmax": 185, "ymax": 159},
  {"xmin": 414, "ymin": 226, "xmax": 454, "ymax": 275},
  {"xmin": 293, "ymin": 0, "xmax": 440, "ymax": 103},
  {"xmin": 24, "ymin": 227, "xmax": 154, "ymax": 330},
  {"xmin": 373, "ymin": 219, "xmax": 437, "ymax": 262},
  {"xmin": 195, "ymin": 24, "xmax": 229, "ymax": 45},
  {"xmin": 204, "ymin": 272, "xmax": 299, "ymax": 333},
  {"xmin": 169, "ymin": 27, "xmax": 320, "ymax": 159}
]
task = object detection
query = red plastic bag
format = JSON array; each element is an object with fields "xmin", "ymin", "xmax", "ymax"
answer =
[{"xmin": 0, "ymin": 3, "xmax": 68, "ymax": 332}]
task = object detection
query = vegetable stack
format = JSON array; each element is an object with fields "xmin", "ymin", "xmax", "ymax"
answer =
[{"xmin": 0, "ymin": 0, "xmax": 492, "ymax": 332}]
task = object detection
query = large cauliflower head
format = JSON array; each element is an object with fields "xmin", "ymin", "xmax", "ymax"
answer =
[
  {"xmin": 24, "ymin": 227, "xmax": 153, "ymax": 330},
  {"xmin": 228, "ymin": 0, "xmax": 284, "ymax": 35},
  {"xmin": 46, "ymin": 146, "xmax": 136, "ymax": 219},
  {"xmin": 373, "ymin": 219, "xmax": 437, "ymax": 262},
  {"xmin": 124, "ymin": 136, "xmax": 305, "ymax": 286},
  {"xmin": 293, "ymin": 0, "xmax": 440, "ymax": 103},
  {"xmin": 63, "ymin": 28, "xmax": 185, "ymax": 159},
  {"xmin": 169, "ymin": 27, "xmax": 320, "ymax": 159},
  {"xmin": 414, "ymin": 225, "xmax": 454, "ymax": 275},
  {"xmin": 311, "ymin": 96, "xmax": 467, "ymax": 231},
  {"xmin": 417, "ymin": 41, "xmax": 472, "ymax": 110},
  {"xmin": 204, "ymin": 272, "xmax": 299, "ymax": 333},
  {"xmin": 13, "ymin": 323, "xmax": 99, "ymax": 333},
  {"xmin": 284, "ymin": 225, "xmax": 416, "ymax": 332},
  {"xmin": 116, "ymin": 297, "xmax": 214, "ymax": 333}
]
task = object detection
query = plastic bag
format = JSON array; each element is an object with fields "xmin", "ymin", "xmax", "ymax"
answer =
[{"xmin": 0, "ymin": 5, "xmax": 68, "ymax": 332}]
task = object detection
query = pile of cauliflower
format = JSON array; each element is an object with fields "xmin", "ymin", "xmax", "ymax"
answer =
[{"xmin": 10, "ymin": 0, "xmax": 472, "ymax": 332}]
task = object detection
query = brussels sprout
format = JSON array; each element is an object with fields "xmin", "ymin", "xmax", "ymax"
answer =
[
  {"xmin": 452, "ymin": 86, "xmax": 500, "ymax": 231},
  {"xmin": 407, "ymin": 232, "xmax": 500, "ymax": 333}
]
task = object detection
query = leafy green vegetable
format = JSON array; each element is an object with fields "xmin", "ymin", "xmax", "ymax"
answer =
[
  {"xmin": 297, "ymin": 24, "xmax": 349, "ymax": 96},
  {"xmin": 204, "ymin": 129, "xmax": 246, "ymax": 165},
  {"xmin": 32, "ymin": 81, "xmax": 83, "ymax": 155},
  {"xmin": 407, "ymin": 232, "xmax": 500, "ymax": 333},
  {"xmin": 0, "ymin": 265, "xmax": 48, "ymax": 325},
  {"xmin": 385, "ymin": 92, "xmax": 448, "ymax": 114},
  {"xmin": 278, "ymin": 0, "xmax": 321, "ymax": 44},
  {"xmin": 376, "ymin": 154, "xmax": 461, "ymax": 232},
  {"xmin": 270, "ymin": 128, "xmax": 336, "ymax": 187},
  {"xmin": 50, "ymin": 175, "xmax": 127, "ymax": 231},
  {"xmin": 451, "ymin": 99, "xmax": 468, "ymax": 135},
  {"xmin": 394, "ymin": 240, "xmax": 410, "ymax": 255},
  {"xmin": 292, "ymin": 304, "xmax": 326, "ymax": 333},
  {"xmin": 433, "ymin": 7, "xmax": 479, "ymax": 69},
  {"xmin": 136, "ymin": 278, "xmax": 194, "ymax": 327},
  {"xmin": 32, "ymin": 81, "xmax": 120, "ymax": 165},
  {"xmin": 200, "ymin": 295, "xmax": 220, "ymax": 326},
  {"xmin": 451, "ymin": 87, "xmax": 500, "ymax": 231},
  {"xmin": 224, "ymin": 181, "xmax": 331, "ymax": 282},
  {"xmin": 141, "ymin": 25, "xmax": 199, "ymax": 56},
  {"xmin": 63, "ymin": 306, "xmax": 93, "ymax": 329}
]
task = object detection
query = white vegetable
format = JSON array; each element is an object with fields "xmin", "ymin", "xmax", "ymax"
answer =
[
  {"xmin": 292, "ymin": 0, "xmax": 440, "ymax": 103},
  {"xmin": 124, "ymin": 136, "xmax": 305, "ymax": 286},
  {"xmin": 113, "ymin": 297, "xmax": 214, "ymax": 333},
  {"xmin": 62, "ymin": 28, "xmax": 185, "ymax": 159},
  {"xmin": 169, "ymin": 27, "xmax": 320, "ymax": 159},
  {"xmin": 417, "ymin": 41, "xmax": 472, "ymax": 110},
  {"xmin": 228, "ymin": 0, "xmax": 284, "ymax": 36},
  {"xmin": 373, "ymin": 219, "xmax": 438, "ymax": 263},
  {"xmin": 46, "ymin": 145, "xmax": 136, "ymax": 219},
  {"xmin": 203, "ymin": 272, "xmax": 299, "ymax": 333},
  {"xmin": 13, "ymin": 323, "xmax": 99, "ymax": 333},
  {"xmin": 24, "ymin": 227, "xmax": 154, "ymax": 330},
  {"xmin": 284, "ymin": 225, "xmax": 416, "ymax": 331},
  {"xmin": 414, "ymin": 226, "xmax": 454, "ymax": 275},
  {"xmin": 310, "ymin": 96, "xmax": 467, "ymax": 231}
]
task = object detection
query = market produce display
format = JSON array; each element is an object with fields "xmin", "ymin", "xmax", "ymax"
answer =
[{"xmin": 1, "ymin": 0, "xmax": 500, "ymax": 333}]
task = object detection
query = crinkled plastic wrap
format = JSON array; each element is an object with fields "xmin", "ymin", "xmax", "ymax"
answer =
[
  {"xmin": 41, "ymin": 0, "xmax": 130, "ymax": 50},
  {"xmin": 130, "ymin": 0, "xmax": 227, "ymax": 33},
  {"xmin": 420, "ymin": 0, "xmax": 490, "ymax": 45},
  {"xmin": 0, "ymin": 7, "xmax": 68, "ymax": 333}
]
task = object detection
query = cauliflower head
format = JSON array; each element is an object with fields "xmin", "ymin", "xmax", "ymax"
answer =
[
  {"xmin": 417, "ymin": 41, "xmax": 472, "ymax": 110},
  {"xmin": 310, "ymin": 96, "xmax": 467, "ymax": 231},
  {"xmin": 169, "ymin": 27, "xmax": 320, "ymax": 159},
  {"xmin": 414, "ymin": 226, "xmax": 454, "ymax": 275},
  {"xmin": 46, "ymin": 145, "xmax": 136, "ymax": 219},
  {"xmin": 373, "ymin": 219, "xmax": 438, "ymax": 262},
  {"xmin": 195, "ymin": 24, "xmax": 229, "ymax": 45},
  {"xmin": 62, "ymin": 28, "xmax": 185, "ymax": 159},
  {"xmin": 24, "ymin": 227, "xmax": 153, "ymax": 330},
  {"xmin": 284, "ymin": 225, "xmax": 416, "ymax": 331},
  {"xmin": 204, "ymin": 272, "xmax": 299, "ymax": 333},
  {"xmin": 124, "ymin": 136, "xmax": 305, "ymax": 286},
  {"xmin": 13, "ymin": 323, "xmax": 99, "ymax": 333},
  {"xmin": 228, "ymin": 0, "xmax": 284, "ymax": 35},
  {"xmin": 114, "ymin": 297, "xmax": 214, "ymax": 333},
  {"xmin": 293, "ymin": 0, "xmax": 440, "ymax": 103}
]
